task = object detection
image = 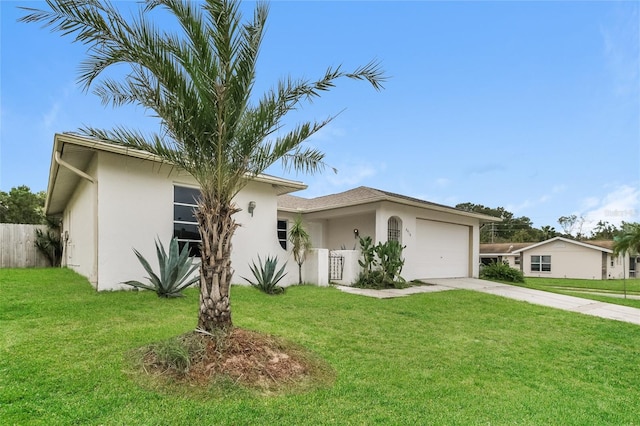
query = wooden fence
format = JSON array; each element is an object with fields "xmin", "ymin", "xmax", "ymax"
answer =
[{"xmin": 0, "ymin": 224, "xmax": 50, "ymax": 268}]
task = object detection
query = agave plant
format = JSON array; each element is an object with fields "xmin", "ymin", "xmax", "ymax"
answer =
[
  {"xmin": 124, "ymin": 237, "xmax": 200, "ymax": 298},
  {"xmin": 242, "ymin": 255, "xmax": 287, "ymax": 295}
]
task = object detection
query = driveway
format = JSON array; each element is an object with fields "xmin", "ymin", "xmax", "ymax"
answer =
[{"xmin": 335, "ymin": 277, "xmax": 640, "ymax": 326}]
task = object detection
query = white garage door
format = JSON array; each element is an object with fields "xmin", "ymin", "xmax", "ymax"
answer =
[{"xmin": 415, "ymin": 219, "xmax": 470, "ymax": 278}]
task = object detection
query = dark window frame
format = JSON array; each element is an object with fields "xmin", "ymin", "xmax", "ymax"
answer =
[
  {"xmin": 387, "ymin": 216, "xmax": 401, "ymax": 243},
  {"xmin": 277, "ymin": 219, "xmax": 287, "ymax": 250},
  {"xmin": 174, "ymin": 185, "xmax": 202, "ymax": 257}
]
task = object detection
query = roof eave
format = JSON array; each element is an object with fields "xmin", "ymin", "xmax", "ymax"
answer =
[
  {"xmin": 277, "ymin": 192, "xmax": 502, "ymax": 222},
  {"xmin": 512, "ymin": 236, "xmax": 613, "ymax": 254},
  {"xmin": 45, "ymin": 133, "xmax": 307, "ymax": 214}
]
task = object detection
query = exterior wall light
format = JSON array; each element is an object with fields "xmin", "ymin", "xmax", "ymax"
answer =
[
  {"xmin": 248, "ymin": 200, "xmax": 256, "ymax": 217},
  {"xmin": 353, "ymin": 228, "xmax": 359, "ymax": 239}
]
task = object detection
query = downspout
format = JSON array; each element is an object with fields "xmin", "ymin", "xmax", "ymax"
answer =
[
  {"xmin": 54, "ymin": 151, "xmax": 99, "ymax": 289},
  {"xmin": 55, "ymin": 151, "xmax": 95, "ymax": 183}
]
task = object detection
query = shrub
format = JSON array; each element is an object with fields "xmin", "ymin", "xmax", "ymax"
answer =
[
  {"xmin": 124, "ymin": 237, "xmax": 200, "ymax": 297},
  {"xmin": 34, "ymin": 217, "xmax": 62, "ymax": 267},
  {"xmin": 375, "ymin": 239, "xmax": 405, "ymax": 283},
  {"xmin": 242, "ymin": 255, "xmax": 287, "ymax": 295},
  {"xmin": 353, "ymin": 238, "xmax": 406, "ymax": 289},
  {"xmin": 480, "ymin": 261, "xmax": 525, "ymax": 283}
]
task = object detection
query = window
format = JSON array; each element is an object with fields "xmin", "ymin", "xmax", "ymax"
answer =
[
  {"xmin": 174, "ymin": 185, "xmax": 201, "ymax": 257},
  {"xmin": 277, "ymin": 220, "xmax": 287, "ymax": 250},
  {"xmin": 514, "ymin": 256, "xmax": 520, "ymax": 265},
  {"xmin": 388, "ymin": 216, "xmax": 401, "ymax": 242},
  {"xmin": 531, "ymin": 255, "xmax": 551, "ymax": 272}
]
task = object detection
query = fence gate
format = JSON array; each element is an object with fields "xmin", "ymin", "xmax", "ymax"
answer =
[{"xmin": 329, "ymin": 251, "xmax": 344, "ymax": 281}]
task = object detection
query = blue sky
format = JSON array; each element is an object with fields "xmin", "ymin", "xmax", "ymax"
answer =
[{"xmin": 1, "ymin": 1, "xmax": 639, "ymax": 234}]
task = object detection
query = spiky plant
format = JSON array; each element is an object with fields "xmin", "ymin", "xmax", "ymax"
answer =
[
  {"xmin": 124, "ymin": 237, "xmax": 200, "ymax": 298},
  {"xmin": 242, "ymin": 255, "xmax": 287, "ymax": 295}
]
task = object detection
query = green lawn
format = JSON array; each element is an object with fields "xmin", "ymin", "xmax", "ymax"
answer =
[
  {"xmin": 521, "ymin": 277, "xmax": 640, "ymax": 309},
  {"xmin": 2, "ymin": 268, "xmax": 640, "ymax": 425}
]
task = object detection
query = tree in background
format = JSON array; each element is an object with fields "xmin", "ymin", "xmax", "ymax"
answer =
[
  {"xmin": 540, "ymin": 225, "xmax": 559, "ymax": 240},
  {"xmin": 0, "ymin": 185, "xmax": 46, "ymax": 224},
  {"xmin": 558, "ymin": 214, "xmax": 585, "ymax": 239},
  {"xmin": 288, "ymin": 215, "xmax": 312, "ymax": 285},
  {"xmin": 21, "ymin": 0, "xmax": 385, "ymax": 332},
  {"xmin": 455, "ymin": 203, "xmax": 540, "ymax": 243},
  {"xmin": 588, "ymin": 220, "xmax": 619, "ymax": 240}
]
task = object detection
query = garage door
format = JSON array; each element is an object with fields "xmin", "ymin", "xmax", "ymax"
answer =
[{"xmin": 415, "ymin": 219, "xmax": 470, "ymax": 278}]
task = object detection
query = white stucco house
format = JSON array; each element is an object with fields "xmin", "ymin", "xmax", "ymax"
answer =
[
  {"xmin": 278, "ymin": 188, "xmax": 498, "ymax": 283},
  {"xmin": 481, "ymin": 237, "xmax": 637, "ymax": 280},
  {"xmin": 46, "ymin": 133, "xmax": 498, "ymax": 291}
]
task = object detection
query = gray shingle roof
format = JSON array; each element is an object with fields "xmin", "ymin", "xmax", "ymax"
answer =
[
  {"xmin": 278, "ymin": 186, "xmax": 499, "ymax": 222},
  {"xmin": 480, "ymin": 243, "xmax": 534, "ymax": 254}
]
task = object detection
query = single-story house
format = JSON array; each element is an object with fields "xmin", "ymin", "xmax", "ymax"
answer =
[
  {"xmin": 46, "ymin": 133, "xmax": 499, "ymax": 291},
  {"xmin": 278, "ymin": 187, "xmax": 498, "ymax": 283},
  {"xmin": 480, "ymin": 237, "xmax": 638, "ymax": 280},
  {"xmin": 478, "ymin": 242, "xmax": 531, "ymax": 268}
]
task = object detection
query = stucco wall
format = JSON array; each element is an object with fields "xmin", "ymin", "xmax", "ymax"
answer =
[
  {"xmin": 91, "ymin": 151, "xmax": 300, "ymax": 290},
  {"xmin": 325, "ymin": 213, "xmax": 375, "ymax": 251},
  {"xmin": 605, "ymin": 253, "xmax": 628, "ymax": 279},
  {"xmin": 63, "ymin": 155, "xmax": 98, "ymax": 287},
  {"xmin": 375, "ymin": 201, "xmax": 481, "ymax": 280},
  {"xmin": 521, "ymin": 241, "xmax": 605, "ymax": 280}
]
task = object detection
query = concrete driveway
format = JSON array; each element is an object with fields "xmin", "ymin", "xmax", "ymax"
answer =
[{"xmin": 335, "ymin": 277, "xmax": 640, "ymax": 326}]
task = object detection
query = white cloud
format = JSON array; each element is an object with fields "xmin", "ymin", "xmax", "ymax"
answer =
[
  {"xmin": 326, "ymin": 162, "xmax": 379, "ymax": 187},
  {"xmin": 307, "ymin": 124, "xmax": 347, "ymax": 143},
  {"xmin": 581, "ymin": 197, "xmax": 600, "ymax": 210},
  {"xmin": 506, "ymin": 199, "xmax": 533, "ymax": 215},
  {"xmin": 581, "ymin": 184, "xmax": 640, "ymax": 234},
  {"xmin": 43, "ymin": 102, "xmax": 61, "ymax": 129},
  {"xmin": 40, "ymin": 82, "xmax": 75, "ymax": 132}
]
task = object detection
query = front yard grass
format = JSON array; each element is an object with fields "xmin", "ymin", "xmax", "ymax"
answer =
[
  {"xmin": 520, "ymin": 277, "xmax": 640, "ymax": 309},
  {"xmin": 2, "ymin": 268, "xmax": 640, "ymax": 425}
]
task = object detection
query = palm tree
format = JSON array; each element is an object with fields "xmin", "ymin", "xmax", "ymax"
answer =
[
  {"xmin": 613, "ymin": 222, "xmax": 640, "ymax": 258},
  {"xmin": 613, "ymin": 222, "xmax": 640, "ymax": 298},
  {"xmin": 288, "ymin": 214, "xmax": 312, "ymax": 285},
  {"xmin": 540, "ymin": 225, "xmax": 557, "ymax": 241},
  {"xmin": 20, "ymin": 0, "xmax": 385, "ymax": 332}
]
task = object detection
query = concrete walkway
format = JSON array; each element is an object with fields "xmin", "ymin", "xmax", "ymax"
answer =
[{"xmin": 335, "ymin": 278, "xmax": 640, "ymax": 326}]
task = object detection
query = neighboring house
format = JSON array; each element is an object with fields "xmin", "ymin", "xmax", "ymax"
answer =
[
  {"xmin": 277, "ymin": 187, "xmax": 498, "ymax": 282},
  {"xmin": 480, "ymin": 237, "xmax": 637, "ymax": 280},
  {"xmin": 479, "ymin": 242, "xmax": 531, "ymax": 268},
  {"xmin": 46, "ymin": 133, "xmax": 498, "ymax": 291}
]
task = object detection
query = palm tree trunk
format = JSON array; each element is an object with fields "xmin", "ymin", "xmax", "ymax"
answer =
[{"xmin": 195, "ymin": 198, "xmax": 240, "ymax": 332}]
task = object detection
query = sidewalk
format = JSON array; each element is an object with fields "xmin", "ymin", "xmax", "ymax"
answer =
[{"xmin": 335, "ymin": 278, "xmax": 640, "ymax": 326}]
